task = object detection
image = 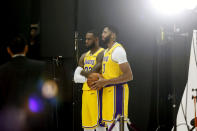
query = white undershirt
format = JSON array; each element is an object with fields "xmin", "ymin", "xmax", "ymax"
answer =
[{"xmin": 105, "ymin": 42, "xmax": 128, "ymax": 64}]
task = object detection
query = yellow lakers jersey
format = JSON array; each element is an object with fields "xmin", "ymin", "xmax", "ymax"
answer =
[
  {"xmin": 102, "ymin": 43, "xmax": 123, "ymax": 79},
  {"xmin": 82, "ymin": 48, "xmax": 104, "ymax": 90},
  {"xmin": 102, "ymin": 43, "xmax": 129, "ymax": 122}
]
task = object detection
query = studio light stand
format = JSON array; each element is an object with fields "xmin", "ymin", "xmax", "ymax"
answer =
[
  {"xmin": 155, "ymin": 24, "xmax": 190, "ymax": 131},
  {"xmin": 51, "ymin": 56, "xmax": 64, "ymax": 129}
]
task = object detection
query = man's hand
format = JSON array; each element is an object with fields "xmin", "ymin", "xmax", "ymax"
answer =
[{"xmin": 91, "ymin": 76, "xmax": 108, "ymax": 90}]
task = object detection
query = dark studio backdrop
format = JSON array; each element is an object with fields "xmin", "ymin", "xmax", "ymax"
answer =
[
  {"xmin": 77, "ymin": 0, "xmax": 157, "ymax": 130},
  {"xmin": 77, "ymin": 1, "xmax": 197, "ymax": 130},
  {"xmin": 0, "ymin": 0, "xmax": 74, "ymax": 130},
  {"xmin": 0, "ymin": 0, "xmax": 31, "ymax": 65},
  {"xmin": 0, "ymin": 0, "xmax": 197, "ymax": 131}
]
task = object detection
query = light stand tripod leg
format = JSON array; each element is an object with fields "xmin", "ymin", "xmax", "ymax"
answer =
[
  {"xmin": 108, "ymin": 115, "xmax": 120, "ymax": 131},
  {"xmin": 120, "ymin": 116, "xmax": 124, "ymax": 131}
]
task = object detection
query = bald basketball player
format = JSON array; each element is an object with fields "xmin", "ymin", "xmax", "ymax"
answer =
[{"xmin": 74, "ymin": 30, "xmax": 106, "ymax": 131}]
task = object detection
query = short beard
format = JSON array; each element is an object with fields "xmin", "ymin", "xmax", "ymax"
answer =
[
  {"xmin": 102, "ymin": 34, "xmax": 111, "ymax": 45},
  {"xmin": 87, "ymin": 42, "xmax": 96, "ymax": 50}
]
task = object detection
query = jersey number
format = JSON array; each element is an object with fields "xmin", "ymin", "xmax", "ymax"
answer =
[{"xmin": 85, "ymin": 67, "xmax": 92, "ymax": 71}]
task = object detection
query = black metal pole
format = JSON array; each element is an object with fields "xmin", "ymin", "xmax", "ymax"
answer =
[
  {"xmin": 172, "ymin": 24, "xmax": 177, "ymax": 131},
  {"xmin": 73, "ymin": 0, "xmax": 79, "ymax": 131}
]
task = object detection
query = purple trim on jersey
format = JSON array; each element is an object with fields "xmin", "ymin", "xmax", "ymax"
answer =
[
  {"xmin": 82, "ymin": 124, "xmax": 98, "ymax": 129},
  {"xmin": 99, "ymin": 88, "xmax": 105, "ymax": 126},
  {"xmin": 105, "ymin": 82, "xmax": 127, "ymax": 87},
  {"xmin": 115, "ymin": 84, "xmax": 124, "ymax": 119}
]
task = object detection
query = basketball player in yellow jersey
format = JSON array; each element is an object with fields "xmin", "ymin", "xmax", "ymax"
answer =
[
  {"xmin": 92, "ymin": 26, "xmax": 133, "ymax": 131},
  {"xmin": 74, "ymin": 30, "xmax": 106, "ymax": 131}
]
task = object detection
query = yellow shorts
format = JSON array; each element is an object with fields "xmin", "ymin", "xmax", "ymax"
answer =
[
  {"xmin": 82, "ymin": 89, "xmax": 103, "ymax": 128},
  {"xmin": 102, "ymin": 84, "xmax": 129, "ymax": 123}
]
